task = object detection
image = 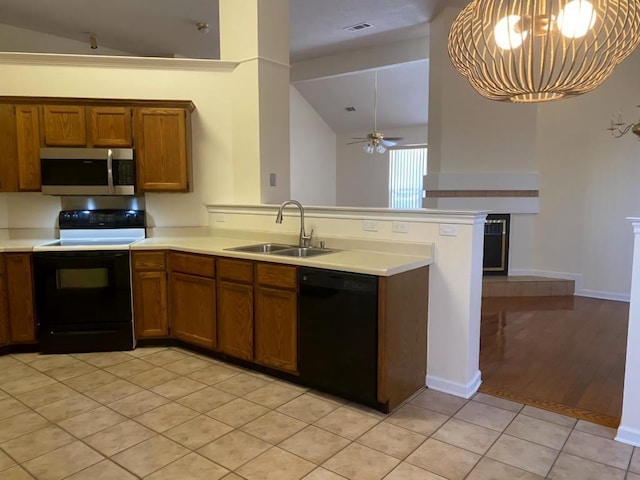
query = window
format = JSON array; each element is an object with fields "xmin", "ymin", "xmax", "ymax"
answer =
[{"xmin": 388, "ymin": 146, "xmax": 428, "ymax": 209}]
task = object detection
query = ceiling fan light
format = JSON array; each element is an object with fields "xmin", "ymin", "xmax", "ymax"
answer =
[
  {"xmin": 363, "ymin": 144, "xmax": 375, "ymax": 154},
  {"xmin": 375, "ymin": 143, "xmax": 386, "ymax": 154}
]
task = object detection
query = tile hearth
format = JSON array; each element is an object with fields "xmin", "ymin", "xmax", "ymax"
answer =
[{"xmin": 0, "ymin": 347, "xmax": 637, "ymax": 480}]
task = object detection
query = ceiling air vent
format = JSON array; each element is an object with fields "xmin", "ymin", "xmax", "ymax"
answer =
[
  {"xmin": 345, "ymin": 106, "xmax": 357, "ymax": 112},
  {"xmin": 344, "ymin": 23, "xmax": 372, "ymax": 32}
]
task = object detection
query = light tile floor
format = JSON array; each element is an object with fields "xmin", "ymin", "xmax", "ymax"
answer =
[{"xmin": 0, "ymin": 346, "xmax": 637, "ymax": 480}]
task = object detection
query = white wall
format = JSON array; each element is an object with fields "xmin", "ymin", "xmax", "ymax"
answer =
[
  {"xmin": 290, "ymin": 85, "xmax": 337, "ymax": 205},
  {"xmin": 336, "ymin": 125, "xmax": 427, "ymax": 207},
  {"xmin": 0, "ymin": 23, "xmax": 131, "ymax": 56},
  {"xmin": 0, "ymin": 54, "xmax": 237, "ymax": 228},
  {"xmin": 531, "ymin": 50, "xmax": 640, "ymax": 300},
  {"xmin": 429, "ymin": 7, "xmax": 640, "ymax": 299}
]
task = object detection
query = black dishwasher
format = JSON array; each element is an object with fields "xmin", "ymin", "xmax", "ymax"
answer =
[{"xmin": 298, "ymin": 267, "xmax": 378, "ymax": 406}]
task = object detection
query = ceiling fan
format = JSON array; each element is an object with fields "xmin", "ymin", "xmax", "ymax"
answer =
[{"xmin": 347, "ymin": 71, "xmax": 404, "ymax": 154}]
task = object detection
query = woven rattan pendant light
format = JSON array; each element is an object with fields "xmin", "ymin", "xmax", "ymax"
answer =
[{"xmin": 448, "ymin": 0, "xmax": 640, "ymax": 103}]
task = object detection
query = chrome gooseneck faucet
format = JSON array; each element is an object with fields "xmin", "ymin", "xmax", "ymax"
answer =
[{"xmin": 275, "ymin": 200, "xmax": 313, "ymax": 247}]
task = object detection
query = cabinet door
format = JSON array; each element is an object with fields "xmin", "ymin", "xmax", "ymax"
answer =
[
  {"xmin": 89, "ymin": 107, "xmax": 132, "ymax": 147},
  {"xmin": 217, "ymin": 281, "xmax": 253, "ymax": 360},
  {"xmin": 0, "ymin": 256, "xmax": 8, "ymax": 345},
  {"xmin": 132, "ymin": 270, "xmax": 169, "ymax": 338},
  {"xmin": 134, "ymin": 108, "xmax": 190, "ymax": 192},
  {"xmin": 43, "ymin": 106, "xmax": 87, "ymax": 146},
  {"xmin": 169, "ymin": 272, "xmax": 216, "ymax": 349},
  {"xmin": 5, "ymin": 254, "xmax": 35, "ymax": 343},
  {"xmin": 15, "ymin": 105, "xmax": 42, "ymax": 191},
  {"xmin": 255, "ymin": 286, "xmax": 298, "ymax": 373},
  {"xmin": 0, "ymin": 105, "xmax": 19, "ymax": 192}
]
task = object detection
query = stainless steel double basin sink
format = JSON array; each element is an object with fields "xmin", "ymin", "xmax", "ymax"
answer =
[{"xmin": 225, "ymin": 243, "xmax": 334, "ymax": 258}]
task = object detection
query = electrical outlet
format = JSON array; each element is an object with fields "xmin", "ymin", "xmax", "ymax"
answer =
[
  {"xmin": 392, "ymin": 221, "xmax": 409, "ymax": 233},
  {"xmin": 439, "ymin": 224, "xmax": 458, "ymax": 236},
  {"xmin": 362, "ymin": 220, "xmax": 379, "ymax": 232},
  {"xmin": 214, "ymin": 213, "xmax": 225, "ymax": 223}
]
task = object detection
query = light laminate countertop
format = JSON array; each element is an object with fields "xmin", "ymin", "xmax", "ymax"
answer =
[
  {"xmin": 0, "ymin": 235, "xmax": 433, "ymax": 276},
  {"xmin": 131, "ymin": 236, "xmax": 432, "ymax": 277}
]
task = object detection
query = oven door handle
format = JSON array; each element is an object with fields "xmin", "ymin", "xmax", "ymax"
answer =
[{"xmin": 107, "ymin": 148, "xmax": 115, "ymax": 195}]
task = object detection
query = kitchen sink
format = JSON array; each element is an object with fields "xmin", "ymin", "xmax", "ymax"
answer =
[
  {"xmin": 271, "ymin": 247, "xmax": 335, "ymax": 258},
  {"xmin": 225, "ymin": 243, "xmax": 335, "ymax": 258},
  {"xmin": 225, "ymin": 243, "xmax": 294, "ymax": 253}
]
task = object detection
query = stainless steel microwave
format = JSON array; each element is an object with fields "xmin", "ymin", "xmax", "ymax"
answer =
[{"xmin": 40, "ymin": 147, "xmax": 136, "ymax": 196}]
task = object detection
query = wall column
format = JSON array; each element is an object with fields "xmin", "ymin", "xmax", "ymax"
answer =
[
  {"xmin": 219, "ymin": 0, "xmax": 290, "ymax": 204},
  {"xmin": 616, "ymin": 219, "xmax": 640, "ymax": 446}
]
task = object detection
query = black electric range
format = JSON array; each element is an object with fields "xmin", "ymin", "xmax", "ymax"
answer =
[{"xmin": 32, "ymin": 209, "xmax": 146, "ymax": 353}]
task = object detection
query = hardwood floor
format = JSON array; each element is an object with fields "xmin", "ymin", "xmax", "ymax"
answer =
[{"xmin": 479, "ymin": 295, "xmax": 629, "ymax": 428}]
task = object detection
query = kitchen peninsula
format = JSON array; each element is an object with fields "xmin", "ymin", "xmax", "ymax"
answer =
[{"xmin": 0, "ymin": 225, "xmax": 433, "ymax": 412}]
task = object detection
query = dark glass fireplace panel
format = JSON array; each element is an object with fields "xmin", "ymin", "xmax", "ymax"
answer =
[{"xmin": 483, "ymin": 214, "xmax": 510, "ymax": 276}]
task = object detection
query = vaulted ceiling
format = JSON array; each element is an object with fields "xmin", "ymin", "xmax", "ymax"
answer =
[{"xmin": 0, "ymin": 0, "xmax": 466, "ymax": 134}]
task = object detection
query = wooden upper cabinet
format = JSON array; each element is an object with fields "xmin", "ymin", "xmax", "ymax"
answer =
[
  {"xmin": 43, "ymin": 105, "xmax": 87, "ymax": 146},
  {"xmin": 134, "ymin": 107, "xmax": 191, "ymax": 193},
  {"xmin": 0, "ymin": 105, "xmax": 19, "ymax": 192},
  {"xmin": 15, "ymin": 105, "xmax": 42, "ymax": 191},
  {"xmin": 88, "ymin": 107, "xmax": 132, "ymax": 147}
]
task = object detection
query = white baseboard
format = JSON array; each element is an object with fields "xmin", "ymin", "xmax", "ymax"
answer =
[
  {"xmin": 426, "ymin": 371, "xmax": 482, "ymax": 399},
  {"xmin": 509, "ymin": 269, "xmax": 630, "ymax": 302},
  {"xmin": 615, "ymin": 425, "xmax": 640, "ymax": 447},
  {"xmin": 508, "ymin": 269, "xmax": 583, "ymax": 291},
  {"xmin": 576, "ymin": 290, "xmax": 630, "ymax": 302}
]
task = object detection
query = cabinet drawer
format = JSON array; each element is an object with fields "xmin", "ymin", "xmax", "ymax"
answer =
[
  {"xmin": 132, "ymin": 251, "xmax": 166, "ymax": 271},
  {"xmin": 256, "ymin": 263, "xmax": 297, "ymax": 290},
  {"xmin": 169, "ymin": 252, "xmax": 215, "ymax": 278},
  {"xmin": 218, "ymin": 258, "xmax": 253, "ymax": 283}
]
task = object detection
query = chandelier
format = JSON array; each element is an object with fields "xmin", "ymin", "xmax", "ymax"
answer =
[
  {"xmin": 448, "ymin": 0, "xmax": 640, "ymax": 103},
  {"xmin": 608, "ymin": 108, "xmax": 640, "ymax": 139}
]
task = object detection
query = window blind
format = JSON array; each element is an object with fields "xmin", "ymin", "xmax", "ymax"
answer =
[{"xmin": 388, "ymin": 147, "xmax": 428, "ymax": 209}]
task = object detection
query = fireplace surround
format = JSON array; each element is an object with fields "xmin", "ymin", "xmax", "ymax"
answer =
[{"xmin": 484, "ymin": 214, "xmax": 510, "ymax": 276}]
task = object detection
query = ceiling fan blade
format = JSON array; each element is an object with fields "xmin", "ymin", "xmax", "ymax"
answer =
[
  {"xmin": 383, "ymin": 137, "xmax": 405, "ymax": 142},
  {"xmin": 346, "ymin": 140, "xmax": 367, "ymax": 145},
  {"xmin": 381, "ymin": 139, "xmax": 397, "ymax": 147}
]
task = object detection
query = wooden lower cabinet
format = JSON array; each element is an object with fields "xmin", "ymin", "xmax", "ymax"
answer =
[
  {"xmin": 132, "ymin": 270, "xmax": 168, "ymax": 338},
  {"xmin": 217, "ymin": 280, "xmax": 254, "ymax": 360},
  {"xmin": 132, "ymin": 251, "xmax": 169, "ymax": 339},
  {"xmin": 377, "ymin": 265, "xmax": 429, "ymax": 410},
  {"xmin": 0, "ymin": 257, "xmax": 8, "ymax": 345},
  {"xmin": 169, "ymin": 272, "xmax": 216, "ymax": 349},
  {"xmin": 254, "ymin": 263, "xmax": 298, "ymax": 373},
  {"xmin": 255, "ymin": 286, "xmax": 297, "ymax": 373},
  {"xmin": 4, "ymin": 253, "xmax": 36, "ymax": 343}
]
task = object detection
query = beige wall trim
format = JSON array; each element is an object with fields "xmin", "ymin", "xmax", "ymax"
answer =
[{"xmin": 425, "ymin": 190, "xmax": 539, "ymax": 198}]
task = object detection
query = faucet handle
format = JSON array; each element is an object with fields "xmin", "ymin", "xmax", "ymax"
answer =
[{"xmin": 302, "ymin": 229, "xmax": 314, "ymax": 248}]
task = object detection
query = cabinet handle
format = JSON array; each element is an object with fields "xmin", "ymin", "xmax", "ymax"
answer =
[{"xmin": 107, "ymin": 148, "xmax": 114, "ymax": 194}]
